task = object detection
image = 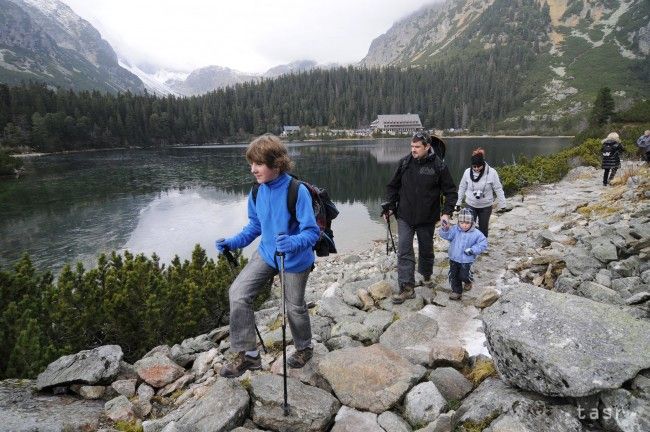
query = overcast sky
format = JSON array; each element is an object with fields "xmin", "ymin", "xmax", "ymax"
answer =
[{"xmin": 60, "ymin": 0, "xmax": 438, "ymax": 73}]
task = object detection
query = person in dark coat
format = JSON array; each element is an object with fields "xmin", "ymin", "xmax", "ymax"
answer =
[
  {"xmin": 601, "ymin": 132, "xmax": 624, "ymax": 186},
  {"xmin": 384, "ymin": 131, "xmax": 457, "ymax": 303}
]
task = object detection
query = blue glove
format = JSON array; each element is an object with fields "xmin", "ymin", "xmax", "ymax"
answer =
[
  {"xmin": 215, "ymin": 238, "xmax": 233, "ymax": 253},
  {"xmin": 276, "ymin": 234, "xmax": 295, "ymax": 253},
  {"xmin": 464, "ymin": 248, "xmax": 474, "ymax": 256}
]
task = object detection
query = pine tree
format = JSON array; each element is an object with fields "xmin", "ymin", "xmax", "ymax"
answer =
[{"xmin": 590, "ymin": 87, "xmax": 615, "ymax": 127}]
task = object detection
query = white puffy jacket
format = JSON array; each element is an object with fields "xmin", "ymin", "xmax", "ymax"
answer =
[{"xmin": 456, "ymin": 163, "xmax": 506, "ymax": 210}]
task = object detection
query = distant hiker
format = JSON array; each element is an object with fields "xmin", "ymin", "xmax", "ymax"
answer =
[
  {"xmin": 384, "ymin": 131, "xmax": 457, "ymax": 304},
  {"xmin": 439, "ymin": 208, "xmax": 488, "ymax": 300},
  {"xmin": 215, "ymin": 134, "xmax": 319, "ymax": 377},
  {"xmin": 636, "ymin": 130, "xmax": 650, "ymax": 163},
  {"xmin": 455, "ymin": 147, "xmax": 507, "ymax": 237},
  {"xmin": 601, "ymin": 132, "xmax": 625, "ymax": 186}
]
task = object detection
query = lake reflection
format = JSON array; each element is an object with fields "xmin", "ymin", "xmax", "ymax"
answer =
[{"xmin": 0, "ymin": 137, "xmax": 571, "ymax": 273}]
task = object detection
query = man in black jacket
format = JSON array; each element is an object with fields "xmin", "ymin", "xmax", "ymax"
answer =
[{"xmin": 383, "ymin": 132, "xmax": 457, "ymax": 303}]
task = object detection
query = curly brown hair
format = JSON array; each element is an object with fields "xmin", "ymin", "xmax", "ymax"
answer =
[{"xmin": 245, "ymin": 134, "xmax": 293, "ymax": 173}]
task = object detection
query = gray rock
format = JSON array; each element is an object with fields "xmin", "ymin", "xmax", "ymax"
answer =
[
  {"xmin": 134, "ymin": 354, "xmax": 185, "ymax": 389},
  {"xmin": 36, "ymin": 345, "xmax": 123, "ymax": 390},
  {"xmin": 157, "ymin": 373, "xmax": 194, "ymax": 397},
  {"xmin": 483, "ymin": 284, "xmax": 650, "ymax": 397},
  {"xmin": 554, "ymin": 276, "xmax": 580, "ymax": 293},
  {"xmin": 595, "ymin": 269, "xmax": 612, "ymax": 288},
  {"xmin": 0, "ymin": 379, "xmax": 104, "ymax": 431},
  {"xmin": 611, "ymin": 277, "xmax": 646, "ymax": 295},
  {"xmin": 428, "ymin": 367, "xmax": 473, "ymax": 402},
  {"xmin": 104, "ymin": 395, "xmax": 137, "ymax": 422},
  {"xmin": 331, "ymin": 406, "xmax": 380, "ymax": 432},
  {"xmin": 363, "ymin": 309, "xmax": 395, "ymax": 341},
  {"xmin": 143, "ymin": 378, "xmax": 249, "ymax": 432},
  {"xmin": 377, "ymin": 411, "xmax": 412, "ymax": 432},
  {"xmin": 379, "ymin": 313, "xmax": 439, "ymax": 365},
  {"xmin": 317, "ymin": 296, "xmax": 365, "ymax": 323},
  {"xmin": 71, "ymin": 385, "xmax": 105, "ymax": 400},
  {"xmin": 600, "ymin": 388, "xmax": 650, "ymax": 432},
  {"xmin": 626, "ymin": 291, "xmax": 650, "ymax": 305},
  {"xmin": 485, "ymin": 399, "xmax": 582, "ymax": 432},
  {"xmin": 310, "ymin": 314, "xmax": 333, "ymax": 343},
  {"xmin": 112, "ymin": 379, "xmax": 137, "ymax": 398},
  {"xmin": 564, "ymin": 249, "xmax": 601, "ymax": 280},
  {"xmin": 416, "ymin": 412, "xmax": 454, "ymax": 432},
  {"xmin": 577, "ymin": 281, "xmax": 624, "ymax": 305},
  {"xmin": 403, "ymin": 382, "xmax": 447, "ymax": 426},
  {"xmin": 250, "ymin": 374, "xmax": 340, "ymax": 432},
  {"xmin": 453, "ymin": 377, "xmax": 546, "ymax": 425},
  {"xmin": 590, "ymin": 239, "xmax": 619, "ymax": 263},
  {"xmin": 318, "ymin": 344, "xmax": 425, "ymax": 413},
  {"xmin": 325, "ymin": 335, "xmax": 363, "ymax": 351},
  {"xmin": 191, "ymin": 348, "xmax": 219, "ymax": 376},
  {"xmin": 170, "ymin": 333, "xmax": 217, "ymax": 367},
  {"xmin": 609, "ymin": 256, "xmax": 641, "ymax": 278},
  {"xmin": 330, "ymin": 321, "xmax": 373, "ymax": 343}
]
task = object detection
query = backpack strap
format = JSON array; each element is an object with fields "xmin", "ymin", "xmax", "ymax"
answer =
[
  {"xmin": 252, "ymin": 177, "xmax": 301, "ymax": 223},
  {"xmin": 251, "ymin": 183, "xmax": 260, "ymax": 204},
  {"xmin": 287, "ymin": 178, "xmax": 300, "ymax": 223}
]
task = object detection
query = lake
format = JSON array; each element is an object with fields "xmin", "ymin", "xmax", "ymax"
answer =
[{"xmin": 0, "ymin": 137, "xmax": 571, "ymax": 274}]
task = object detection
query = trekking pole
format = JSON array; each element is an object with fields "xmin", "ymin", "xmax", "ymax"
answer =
[
  {"xmin": 386, "ymin": 215, "xmax": 396, "ymax": 253},
  {"xmin": 218, "ymin": 239, "xmax": 267, "ymax": 354},
  {"xmin": 275, "ymin": 244, "xmax": 290, "ymax": 416}
]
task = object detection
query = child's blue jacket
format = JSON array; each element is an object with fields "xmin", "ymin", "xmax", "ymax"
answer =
[
  {"xmin": 227, "ymin": 173, "xmax": 319, "ymax": 272},
  {"xmin": 438, "ymin": 224, "xmax": 488, "ymax": 263}
]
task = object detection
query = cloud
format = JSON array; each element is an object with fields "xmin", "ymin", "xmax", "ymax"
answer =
[{"xmin": 60, "ymin": 0, "xmax": 439, "ymax": 73}]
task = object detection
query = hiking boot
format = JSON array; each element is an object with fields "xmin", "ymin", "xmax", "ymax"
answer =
[
  {"xmin": 287, "ymin": 346, "xmax": 313, "ymax": 368},
  {"xmin": 392, "ymin": 284, "xmax": 416, "ymax": 304},
  {"xmin": 219, "ymin": 352, "xmax": 261, "ymax": 378},
  {"xmin": 417, "ymin": 275, "xmax": 432, "ymax": 287},
  {"xmin": 463, "ymin": 282, "xmax": 472, "ymax": 292},
  {"xmin": 449, "ymin": 292, "xmax": 462, "ymax": 300}
]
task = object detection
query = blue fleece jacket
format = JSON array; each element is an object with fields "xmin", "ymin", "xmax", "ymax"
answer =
[
  {"xmin": 226, "ymin": 173, "xmax": 319, "ymax": 272},
  {"xmin": 438, "ymin": 224, "xmax": 488, "ymax": 263}
]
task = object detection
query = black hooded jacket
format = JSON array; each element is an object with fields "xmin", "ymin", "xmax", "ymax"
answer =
[{"xmin": 385, "ymin": 151, "xmax": 457, "ymax": 226}]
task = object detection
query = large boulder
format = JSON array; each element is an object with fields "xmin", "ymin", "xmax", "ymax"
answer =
[
  {"xmin": 250, "ymin": 374, "xmax": 340, "ymax": 432},
  {"xmin": 318, "ymin": 344, "xmax": 426, "ymax": 413},
  {"xmin": 36, "ymin": 345, "xmax": 123, "ymax": 390},
  {"xmin": 142, "ymin": 378, "xmax": 249, "ymax": 432},
  {"xmin": 483, "ymin": 284, "xmax": 650, "ymax": 397},
  {"xmin": 1, "ymin": 379, "xmax": 104, "ymax": 431},
  {"xmin": 330, "ymin": 406, "xmax": 380, "ymax": 432},
  {"xmin": 134, "ymin": 353, "xmax": 185, "ymax": 388}
]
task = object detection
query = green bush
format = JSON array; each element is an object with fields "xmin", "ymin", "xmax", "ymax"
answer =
[
  {"xmin": 499, "ymin": 130, "xmax": 641, "ymax": 196},
  {"xmin": 0, "ymin": 245, "xmax": 246, "ymax": 379}
]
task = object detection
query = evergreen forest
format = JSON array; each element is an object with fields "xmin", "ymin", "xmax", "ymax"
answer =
[{"xmin": 1, "ymin": 45, "xmax": 547, "ymax": 153}]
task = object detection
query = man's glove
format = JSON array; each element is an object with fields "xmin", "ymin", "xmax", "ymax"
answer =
[
  {"xmin": 215, "ymin": 238, "xmax": 233, "ymax": 253},
  {"xmin": 464, "ymin": 248, "xmax": 474, "ymax": 256},
  {"xmin": 276, "ymin": 234, "xmax": 297, "ymax": 253},
  {"xmin": 380, "ymin": 202, "xmax": 395, "ymax": 217},
  {"xmin": 454, "ymin": 205, "xmax": 461, "ymax": 213}
]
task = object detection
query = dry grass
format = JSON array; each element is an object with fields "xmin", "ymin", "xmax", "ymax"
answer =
[{"xmin": 467, "ymin": 359, "xmax": 497, "ymax": 386}]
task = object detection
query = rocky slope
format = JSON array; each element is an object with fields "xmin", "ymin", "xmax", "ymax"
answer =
[
  {"xmin": 0, "ymin": 0, "xmax": 144, "ymax": 93},
  {"xmin": 1, "ymin": 161, "xmax": 649, "ymax": 431},
  {"xmin": 361, "ymin": 0, "xmax": 650, "ymax": 126}
]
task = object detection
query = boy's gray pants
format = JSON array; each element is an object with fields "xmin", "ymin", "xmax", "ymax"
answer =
[
  {"xmin": 397, "ymin": 218, "xmax": 435, "ymax": 289},
  {"xmin": 228, "ymin": 250, "xmax": 312, "ymax": 352}
]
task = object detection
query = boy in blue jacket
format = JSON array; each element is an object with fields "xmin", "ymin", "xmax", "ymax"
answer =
[
  {"xmin": 438, "ymin": 208, "xmax": 488, "ymax": 300},
  {"xmin": 216, "ymin": 134, "xmax": 320, "ymax": 377}
]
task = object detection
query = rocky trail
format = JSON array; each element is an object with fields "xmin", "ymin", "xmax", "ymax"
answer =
[{"xmin": 1, "ymin": 162, "xmax": 648, "ymax": 432}]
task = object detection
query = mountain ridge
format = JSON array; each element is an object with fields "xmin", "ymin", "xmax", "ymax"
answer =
[{"xmin": 0, "ymin": 0, "xmax": 143, "ymax": 93}]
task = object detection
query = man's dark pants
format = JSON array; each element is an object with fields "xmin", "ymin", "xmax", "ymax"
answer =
[{"xmin": 397, "ymin": 218, "xmax": 434, "ymax": 289}]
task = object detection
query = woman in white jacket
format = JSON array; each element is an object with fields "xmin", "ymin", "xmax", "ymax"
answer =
[{"xmin": 455, "ymin": 148, "xmax": 507, "ymax": 237}]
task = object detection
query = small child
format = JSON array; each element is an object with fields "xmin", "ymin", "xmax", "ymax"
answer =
[
  {"xmin": 601, "ymin": 132, "xmax": 624, "ymax": 186},
  {"xmin": 438, "ymin": 208, "xmax": 488, "ymax": 300}
]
